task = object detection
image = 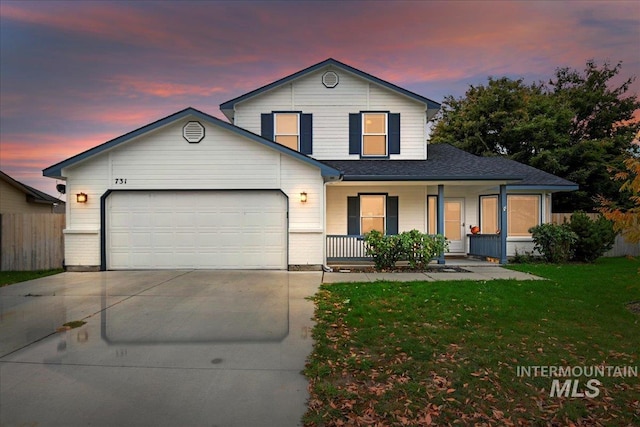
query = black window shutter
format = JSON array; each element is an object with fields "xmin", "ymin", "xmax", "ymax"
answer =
[
  {"xmin": 300, "ymin": 113, "xmax": 312, "ymax": 154},
  {"xmin": 349, "ymin": 113, "xmax": 361, "ymax": 155},
  {"xmin": 388, "ymin": 113, "xmax": 400, "ymax": 155},
  {"xmin": 347, "ymin": 196, "xmax": 360, "ymax": 235},
  {"xmin": 386, "ymin": 196, "xmax": 399, "ymax": 235},
  {"xmin": 261, "ymin": 113, "xmax": 274, "ymax": 140}
]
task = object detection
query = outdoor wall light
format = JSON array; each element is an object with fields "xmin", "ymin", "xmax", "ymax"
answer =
[
  {"xmin": 300, "ymin": 192, "xmax": 308, "ymax": 203},
  {"xmin": 76, "ymin": 192, "xmax": 88, "ymax": 203}
]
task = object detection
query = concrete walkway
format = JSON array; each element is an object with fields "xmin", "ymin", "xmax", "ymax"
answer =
[
  {"xmin": 323, "ymin": 266, "xmax": 544, "ymax": 283},
  {"xmin": 0, "ymin": 270, "xmax": 321, "ymax": 427}
]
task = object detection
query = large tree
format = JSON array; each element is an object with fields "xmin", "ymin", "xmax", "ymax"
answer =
[{"xmin": 431, "ymin": 60, "xmax": 640, "ymax": 212}]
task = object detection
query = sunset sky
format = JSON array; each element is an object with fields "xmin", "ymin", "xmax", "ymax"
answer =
[{"xmin": 1, "ymin": 0, "xmax": 639, "ymax": 199}]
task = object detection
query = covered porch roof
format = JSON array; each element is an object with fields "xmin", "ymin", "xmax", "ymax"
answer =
[{"xmin": 321, "ymin": 144, "xmax": 578, "ymax": 191}]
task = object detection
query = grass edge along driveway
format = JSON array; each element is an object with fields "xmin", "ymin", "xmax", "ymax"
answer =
[
  {"xmin": 0, "ymin": 269, "xmax": 63, "ymax": 287},
  {"xmin": 304, "ymin": 257, "xmax": 639, "ymax": 426}
]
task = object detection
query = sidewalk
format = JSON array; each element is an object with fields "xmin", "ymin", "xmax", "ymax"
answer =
[{"xmin": 322, "ymin": 266, "xmax": 544, "ymax": 283}]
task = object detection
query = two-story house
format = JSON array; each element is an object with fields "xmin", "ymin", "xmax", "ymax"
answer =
[{"xmin": 44, "ymin": 59, "xmax": 577, "ymax": 271}]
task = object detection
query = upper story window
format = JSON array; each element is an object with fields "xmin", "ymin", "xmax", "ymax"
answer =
[
  {"xmin": 362, "ymin": 113, "xmax": 387, "ymax": 156},
  {"xmin": 349, "ymin": 112, "xmax": 400, "ymax": 158},
  {"xmin": 261, "ymin": 112, "xmax": 313, "ymax": 155},
  {"xmin": 274, "ymin": 113, "xmax": 299, "ymax": 151}
]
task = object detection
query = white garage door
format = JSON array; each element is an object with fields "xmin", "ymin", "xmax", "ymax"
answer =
[{"xmin": 107, "ymin": 191, "xmax": 287, "ymax": 269}]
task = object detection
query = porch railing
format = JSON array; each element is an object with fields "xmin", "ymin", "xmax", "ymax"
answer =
[
  {"xmin": 326, "ymin": 235, "xmax": 371, "ymax": 261},
  {"xmin": 468, "ymin": 234, "xmax": 501, "ymax": 259}
]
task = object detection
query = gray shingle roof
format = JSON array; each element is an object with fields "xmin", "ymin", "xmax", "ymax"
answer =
[{"xmin": 321, "ymin": 144, "xmax": 578, "ymax": 189}]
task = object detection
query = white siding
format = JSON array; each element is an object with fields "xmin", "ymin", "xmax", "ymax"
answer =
[
  {"xmin": 281, "ymin": 154, "xmax": 324, "ymax": 265},
  {"xmin": 326, "ymin": 185, "xmax": 426, "ymax": 235},
  {"xmin": 62, "ymin": 117, "xmax": 325, "ymax": 269},
  {"xmin": 508, "ymin": 240, "xmax": 537, "ymax": 257},
  {"xmin": 63, "ymin": 230, "xmax": 100, "ymax": 266},
  {"xmin": 233, "ymin": 68, "xmax": 428, "ymax": 160},
  {"xmin": 109, "ymin": 120, "xmax": 280, "ymax": 189}
]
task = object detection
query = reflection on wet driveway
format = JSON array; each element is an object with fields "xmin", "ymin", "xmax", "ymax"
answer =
[{"xmin": 0, "ymin": 270, "xmax": 320, "ymax": 426}]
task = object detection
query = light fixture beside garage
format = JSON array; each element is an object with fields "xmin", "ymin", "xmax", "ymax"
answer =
[
  {"xmin": 183, "ymin": 121, "xmax": 205, "ymax": 143},
  {"xmin": 76, "ymin": 192, "xmax": 88, "ymax": 203},
  {"xmin": 300, "ymin": 192, "xmax": 308, "ymax": 203}
]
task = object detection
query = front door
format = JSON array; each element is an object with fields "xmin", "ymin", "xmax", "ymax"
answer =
[{"xmin": 444, "ymin": 199, "xmax": 465, "ymax": 253}]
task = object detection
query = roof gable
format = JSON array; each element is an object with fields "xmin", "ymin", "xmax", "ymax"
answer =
[
  {"xmin": 219, "ymin": 58, "xmax": 441, "ymax": 121},
  {"xmin": 1, "ymin": 170, "xmax": 62, "ymax": 204},
  {"xmin": 43, "ymin": 107, "xmax": 341, "ymax": 180}
]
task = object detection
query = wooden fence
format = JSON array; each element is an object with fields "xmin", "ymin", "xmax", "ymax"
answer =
[
  {"xmin": 0, "ymin": 213, "xmax": 65, "ymax": 271},
  {"xmin": 552, "ymin": 213, "xmax": 640, "ymax": 257}
]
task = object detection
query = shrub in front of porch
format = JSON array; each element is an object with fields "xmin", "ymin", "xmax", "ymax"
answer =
[
  {"xmin": 529, "ymin": 223, "xmax": 577, "ymax": 263},
  {"xmin": 364, "ymin": 230, "xmax": 448, "ymax": 270}
]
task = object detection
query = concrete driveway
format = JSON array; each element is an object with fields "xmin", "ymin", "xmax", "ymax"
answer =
[{"xmin": 0, "ymin": 270, "xmax": 321, "ymax": 427}]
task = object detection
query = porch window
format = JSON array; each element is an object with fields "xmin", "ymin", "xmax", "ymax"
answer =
[
  {"xmin": 480, "ymin": 196, "xmax": 499, "ymax": 234},
  {"xmin": 274, "ymin": 113, "xmax": 299, "ymax": 151},
  {"xmin": 362, "ymin": 113, "xmax": 387, "ymax": 156},
  {"xmin": 360, "ymin": 195, "xmax": 385, "ymax": 234},
  {"xmin": 347, "ymin": 195, "xmax": 398, "ymax": 235},
  {"xmin": 507, "ymin": 195, "xmax": 540, "ymax": 237},
  {"xmin": 427, "ymin": 196, "xmax": 437, "ymax": 234}
]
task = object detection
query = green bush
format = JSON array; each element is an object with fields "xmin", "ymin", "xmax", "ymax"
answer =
[
  {"xmin": 567, "ymin": 212, "xmax": 617, "ymax": 262},
  {"xmin": 364, "ymin": 230, "xmax": 403, "ymax": 270},
  {"xmin": 529, "ymin": 223, "xmax": 578, "ymax": 263},
  {"xmin": 365, "ymin": 229, "xmax": 448, "ymax": 270}
]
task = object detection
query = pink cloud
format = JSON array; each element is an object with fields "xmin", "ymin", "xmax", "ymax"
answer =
[{"xmin": 104, "ymin": 76, "xmax": 226, "ymax": 98}]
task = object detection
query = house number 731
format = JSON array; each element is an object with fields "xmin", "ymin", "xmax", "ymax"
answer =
[{"xmin": 114, "ymin": 178, "xmax": 127, "ymax": 184}]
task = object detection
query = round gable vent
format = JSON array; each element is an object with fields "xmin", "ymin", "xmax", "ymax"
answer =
[
  {"xmin": 322, "ymin": 71, "xmax": 339, "ymax": 88},
  {"xmin": 183, "ymin": 121, "xmax": 205, "ymax": 143}
]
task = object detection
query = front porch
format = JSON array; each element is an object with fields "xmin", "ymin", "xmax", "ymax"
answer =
[{"xmin": 325, "ymin": 182, "xmax": 517, "ymax": 265}]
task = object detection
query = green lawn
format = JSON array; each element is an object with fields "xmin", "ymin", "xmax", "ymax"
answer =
[
  {"xmin": 304, "ymin": 257, "xmax": 639, "ymax": 426},
  {"xmin": 0, "ymin": 269, "xmax": 63, "ymax": 287}
]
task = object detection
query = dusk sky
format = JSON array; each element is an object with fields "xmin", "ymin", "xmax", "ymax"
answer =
[{"xmin": 1, "ymin": 0, "xmax": 639, "ymax": 199}]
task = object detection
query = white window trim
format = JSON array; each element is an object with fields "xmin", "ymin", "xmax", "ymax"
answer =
[
  {"xmin": 506, "ymin": 194, "xmax": 541, "ymax": 238},
  {"xmin": 361, "ymin": 112, "xmax": 388, "ymax": 157},
  {"xmin": 273, "ymin": 112, "xmax": 300, "ymax": 151},
  {"xmin": 360, "ymin": 194, "xmax": 386, "ymax": 234}
]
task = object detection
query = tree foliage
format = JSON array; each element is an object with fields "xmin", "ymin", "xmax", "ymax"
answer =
[
  {"xmin": 596, "ymin": 141, "xmax": 640, "ymax": 243},
  {"xmin": 431, "ymin": 60, "xmax": 640, "ymax": 212}
]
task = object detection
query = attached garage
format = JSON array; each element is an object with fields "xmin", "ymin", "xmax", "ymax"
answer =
[
  {"xmin": 44, "ymin": 108, "xmax": 339, "ymax": 271},
  {"xmin": 106, "ymin": 190, "xmax": 287, "ymax": 270}
]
